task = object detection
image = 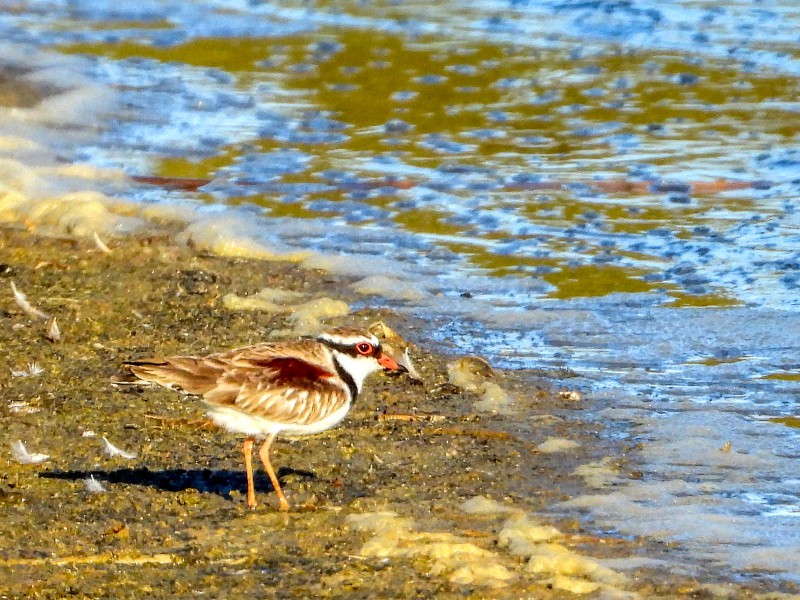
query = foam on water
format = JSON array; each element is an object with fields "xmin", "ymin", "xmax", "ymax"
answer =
[{"xmin": 562, "ymin": 409, "xmax": 800, "ymax": 581}]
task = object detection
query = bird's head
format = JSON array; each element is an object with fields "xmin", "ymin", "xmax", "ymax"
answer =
[{"xmin": 317, "ymin": 327, "xmax": 406, "ymax": 393}]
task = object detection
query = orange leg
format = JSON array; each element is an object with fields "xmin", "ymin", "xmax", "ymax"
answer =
[
  {"xmin": 242, "ymin": 437, "xmax": 257, "ymax": 509},
  {"xmin": 258, "ymin": 433, "xmax": 289, "ymax": 511}
]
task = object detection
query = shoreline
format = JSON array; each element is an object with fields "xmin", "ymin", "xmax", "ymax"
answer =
[{"xmin": 0, "ymin": 226, "xmax": 795, "ymax": 598}]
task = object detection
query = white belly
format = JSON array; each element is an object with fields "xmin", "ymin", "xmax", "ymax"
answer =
[{"xmin": 206, "ymin": 401, "xmax": 353, "ymax": 438}]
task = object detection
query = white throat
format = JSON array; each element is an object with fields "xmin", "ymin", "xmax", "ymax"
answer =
[{"xmin": 330, "ymin": 350, "xmax": 382, "ymax": 397}]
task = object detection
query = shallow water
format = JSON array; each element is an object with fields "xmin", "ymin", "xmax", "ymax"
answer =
[{"xmin": 2, "ymin": 0, "xmax": 800, "ymax": 587}]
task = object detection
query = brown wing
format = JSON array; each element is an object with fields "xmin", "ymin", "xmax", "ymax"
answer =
[
  {"xmin": 126, "ymin": 355, "xmax": 228, "ymax": 395},
  {"xmin": 206, "ymin": 359, "xmax": 349, "ymax": 426},
  {"xmin": 128, "ymin": 340, "xmax": 349, "ymax": 426}
]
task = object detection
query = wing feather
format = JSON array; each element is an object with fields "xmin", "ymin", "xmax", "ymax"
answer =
[
  {"xmin": 128, "ymin": 339, "xmax": 350, "ymax": 427},
  {"xmin": 212, "ymin": 364, "xmax": 348, "ymax": 426},
  {"xmin": 126, "ymin": 356, "xmax": 225, "ymax": 395}
]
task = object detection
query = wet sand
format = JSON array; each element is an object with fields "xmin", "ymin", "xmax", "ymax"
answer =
[{"xmin": 0, "ymin": 226, "xmax": 794, "ymax": 599}]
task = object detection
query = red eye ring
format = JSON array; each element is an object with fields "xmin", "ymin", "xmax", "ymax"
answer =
[{"xmin": 356, "ymin": 342, "xmax": 373, "ymax": 355}]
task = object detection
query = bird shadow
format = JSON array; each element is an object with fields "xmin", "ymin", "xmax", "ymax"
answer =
[{"xmin": 40, "ymin": 466, "xmax": 315, "ymax": 501}]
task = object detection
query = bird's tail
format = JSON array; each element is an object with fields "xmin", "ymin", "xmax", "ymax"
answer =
[{"xmin": 122, "ymin": 357, "xmax": 217, "ymax": 395}]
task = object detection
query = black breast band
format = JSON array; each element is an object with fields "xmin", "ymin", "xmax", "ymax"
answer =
[{"xmin": 331, "ymin": 355, "xmax": 359, "ymax": 403}]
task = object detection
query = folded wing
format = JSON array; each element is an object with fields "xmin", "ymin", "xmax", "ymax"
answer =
[{"xmin": 127, "ymin": 344, "xmax": 348, "ymax": 426}]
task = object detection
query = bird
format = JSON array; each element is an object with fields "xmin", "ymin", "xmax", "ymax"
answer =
[{"xmin": 124, "ymin": 326, "xmax": 405, "ymax": 511}]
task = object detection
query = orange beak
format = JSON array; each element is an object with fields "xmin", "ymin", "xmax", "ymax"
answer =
[{"xmin": 377, "ymin": 352, "xmax": 405, "ymax": 372}]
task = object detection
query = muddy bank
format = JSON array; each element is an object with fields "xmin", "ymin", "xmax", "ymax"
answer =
[{"xmin": 0, "ymin": 227, "xmax": 792, "ymax": 599}]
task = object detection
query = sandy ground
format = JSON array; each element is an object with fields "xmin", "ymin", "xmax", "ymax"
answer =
[{"xmin": 1, "ymin": 227, "xmax": 796, "ymax": 599}]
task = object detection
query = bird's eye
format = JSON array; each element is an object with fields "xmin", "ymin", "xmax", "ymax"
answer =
[{"xmin": 356, "ymin": 342, "xmax": 373, "ymax": 355}]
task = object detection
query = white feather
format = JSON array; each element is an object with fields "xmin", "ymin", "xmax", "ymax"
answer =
[
  {"xmin": 46, "ymin": 318, "xmax": 61, "ymax": 342},
  {"xmin": 10, "ymin": 281, "xmax": 50, "ymax": 320},
  {"xmin": 93, "ymin": 232, "xmax": 112, "ymax": 254},
  {"xmin": 11, "ymin": 362, "xmax": 44, "ymax": 378},
  {"xmin": 399, "ymin": 347, "xmax": 422, "ymax": 382},
  {"xmin": 101, "ymin": 436, "xmax": 137, "ymax": 459},
  {"xmin": 10, "ymin": 440, "xmax": 50, "ymax": 464},
  {"xmin": 83, "ymin": 475, "xmax": 107, "ymax": 493}
]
